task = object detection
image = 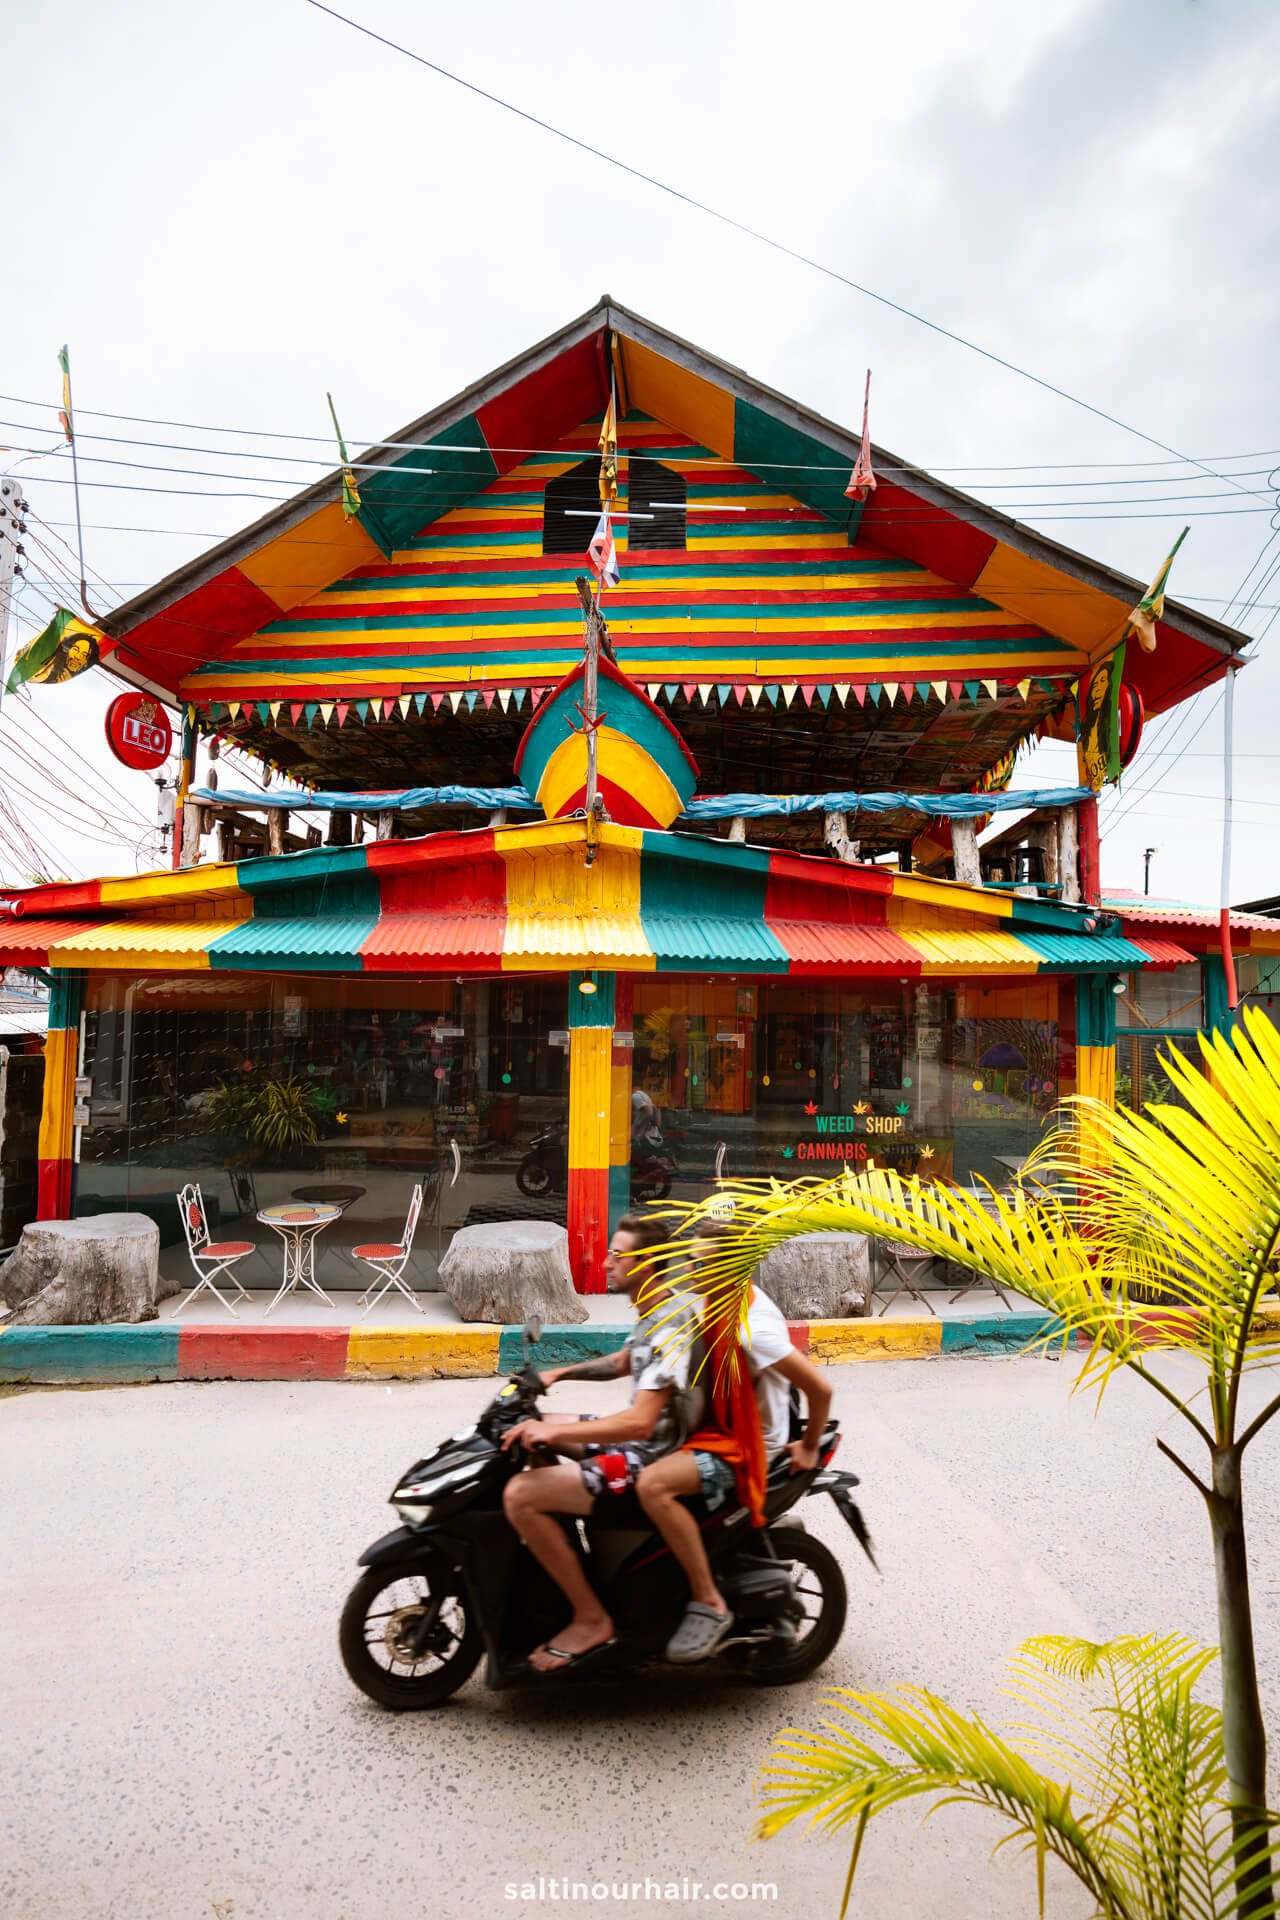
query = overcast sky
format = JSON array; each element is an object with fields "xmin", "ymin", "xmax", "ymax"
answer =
[{"xmin": 2, "ymin": 0, "xmax": 1278, "ymax": 903}]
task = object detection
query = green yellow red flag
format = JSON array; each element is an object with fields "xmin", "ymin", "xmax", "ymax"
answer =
[
  {"xmin": 6, "ymin": 607, "xmax": 106, "ymax": 693},
  {"xmin": 57, "ymin": 344, "xmax": 73, "ymax": 443},
  {"xmin": 598, "ymin": 394, "xmax": 618, "ymax": 509},
  {"xmin": 1076, "ymin": 642, "xmax": 1126, "ymax": 790},
  {"xmin": 1126, "ymin": 524, "xmax": 1189, "ymax": 653},
  {"xmin": 326, "ymin": 391, "xmax": 361, "ymax": 518}
]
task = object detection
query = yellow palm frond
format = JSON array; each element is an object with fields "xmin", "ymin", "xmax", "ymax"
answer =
[{"xmin": 758, "ymin": 1635, "xmax": 1279, "ymax": 1920}]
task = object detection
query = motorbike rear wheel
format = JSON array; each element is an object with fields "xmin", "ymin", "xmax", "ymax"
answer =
[
  {"xmin": 516, "ymin": 1155, "xmax": 555, "ymax": 1199},
  {"xmin": 340, "ymin": 1557, "xmax": 483, "ymax": 1710},
  {"xmin": 748, "ymin": 1525, "xmax": 847, "ymax": 1686}
]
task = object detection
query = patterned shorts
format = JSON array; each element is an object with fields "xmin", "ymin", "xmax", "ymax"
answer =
[{"xmin": 579, "ymin": 1444, "xmax": 651, "ymax": 1498}]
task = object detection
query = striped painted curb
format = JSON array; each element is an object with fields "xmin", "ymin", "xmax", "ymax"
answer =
[{"xmin": 0, "ymin": 1307, "xmax": 1073, "ymax": 1385}]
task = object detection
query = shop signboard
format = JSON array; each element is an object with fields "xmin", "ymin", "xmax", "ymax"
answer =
[{"xmin": 105, "ymin": 692, "xmax": 173, "ymax": 771}]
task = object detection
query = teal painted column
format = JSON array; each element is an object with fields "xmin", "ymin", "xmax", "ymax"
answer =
[
  {"xmin": 1075, "ymin": 972, "xmax": 1117, "ymax": 1108},
  {"xmin": 1202, "ymin": 955, "xmax": 1235, "ymax": 1039}
]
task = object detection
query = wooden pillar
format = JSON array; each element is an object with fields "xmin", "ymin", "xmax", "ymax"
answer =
[
  {"xmin": 1058, "ymin": 804, "xmax": 1081, "ymax": 904},
  {"xmin": 37, "ymin": 970, "xmax": 84, "ymax": 1220},
  {"xmin": 566, "ymin": 970, "xmax": 615, "ymax": 1292},
  {"xmin": 1078, "ymin": 796, "xmax": 1101, "ymax": 905},
  {"xmin": 266, "ymin": 808, "xmax": 285, "ymax": 857},
  {"xmin": 951, "ymin": 817, "xmax": 981, "ymax": 885},
  {"xmin": 326, "ymin": 809, "xmax": 353, "ymax": 847},
  {"xmin": 823, "ymin": 810, "xmax": 860, "ymax": 863},
  {"xmin": 376, "ymin": 811, "xmax": 395, "ymax": 840},
  {"xmin": 727, "ymin": 816, "xmax": 747, "ymax": 842},
  {"xmin": 180, "ymin": 800, "xmax": 204, "ymax": 867}
]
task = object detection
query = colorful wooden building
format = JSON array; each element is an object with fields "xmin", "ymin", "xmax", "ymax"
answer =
[{"xmin": 1, "ymin": 301, "xmax": 1265, "ymax": 1291}]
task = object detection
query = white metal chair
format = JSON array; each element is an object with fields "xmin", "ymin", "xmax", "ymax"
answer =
[
  {"xmin": 175, "ymin": 1181, "xmax": 255, "ymax": 1316},
  {"xmin": 353, "ymin": 1183, "xmax": 425, "ymax": 1318}
]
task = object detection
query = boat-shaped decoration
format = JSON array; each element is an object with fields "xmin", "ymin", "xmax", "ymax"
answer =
[{"xmin": 514, "ymin": 658, "xmax": 699, "ymax": 829}]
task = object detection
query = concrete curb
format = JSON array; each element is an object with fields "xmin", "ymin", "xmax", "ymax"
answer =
[{"xmin": 0, "ymin": 1308, "xmax": 1067, "ymax": 1384}]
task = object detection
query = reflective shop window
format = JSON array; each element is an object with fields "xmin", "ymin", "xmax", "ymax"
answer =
[
  {"xmin": 631, "ymin": 977, "xmax": 1061, "ymax": 1200},
  {"xmin": 75, "ymin": 974, "xmax": 568, "ymax": 1288}
]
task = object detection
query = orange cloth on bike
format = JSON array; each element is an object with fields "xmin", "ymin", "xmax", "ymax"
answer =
[{"xmin": 683, "ymin": 1288, "xmax": 768, "ymax": 1527}]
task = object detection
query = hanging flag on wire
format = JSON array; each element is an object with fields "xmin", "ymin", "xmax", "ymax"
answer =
[
  {"xmin": 1076, "ymin": 645, "xmax": 1127, "ymax": 790},
  {"xmin": 844, "ymin": 369, "xmax": 877, "ymax": 502},
  {"xmin": 598, "ymin": 394, "xmax": 618, "ymax": 508},
  {"xmin": 57, "ymin": 345, "xmax": 74, "ymax": 443},
  {"xmin": 587, "ymin": 509, "xmax": 621, "ymax": 590},
  {"xmin": 326, "ymin": 392, "xmax": 361, "ymax": 518},
  {"xmin": 6, "ymin": 607, "xmax": 107, "ymax": 693},
  {"xmin": 1125, "ymin": 525, "xmax": 1189, "ymax": 653}
]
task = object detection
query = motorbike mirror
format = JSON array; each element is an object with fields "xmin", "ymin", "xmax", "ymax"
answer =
[{"xmin": 522, "ymin": 1318, "xmax": 542, "ymax": 1356}]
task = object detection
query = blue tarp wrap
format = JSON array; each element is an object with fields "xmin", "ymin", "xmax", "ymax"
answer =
[{"xmin": 192, "ymin": 785, "xmax": 1091, "ymax": 820}]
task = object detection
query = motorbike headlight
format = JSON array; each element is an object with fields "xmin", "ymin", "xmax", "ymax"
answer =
[{"xmin": 394, "ymin": 1502, "xmax": 432, "ymax": 1525}]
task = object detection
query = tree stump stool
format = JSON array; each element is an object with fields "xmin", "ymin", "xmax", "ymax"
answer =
[
  {"xmin": 439, "ymin": 1221, "xmax": 587, "ymax": 1325},
  {"xmin": 758, "ymin": 1230, "xmax": 873, "ymax": 1320},
  {"xmin": 0, "ymin": 1213, "xmax": 164, "ymax": 1325}
]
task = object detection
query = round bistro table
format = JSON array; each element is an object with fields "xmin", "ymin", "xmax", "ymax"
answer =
[{"xmin": 257, "ymin": 1203, "xmax": 342, "ymax": 1314}]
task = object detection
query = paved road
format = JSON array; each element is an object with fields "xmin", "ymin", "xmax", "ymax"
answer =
[{"xmin": 4, "ymin": 1354, "xmax": 1280, "ymax": 1920}]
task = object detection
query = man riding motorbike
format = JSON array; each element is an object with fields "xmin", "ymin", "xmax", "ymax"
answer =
[
  {"xmin": 635, "ymin": 1218, "xmax": 833, "ymax": 1665},
  {"xmin": 500, "ymin": 1213, "xmax": 699, "ymax": 1673}
]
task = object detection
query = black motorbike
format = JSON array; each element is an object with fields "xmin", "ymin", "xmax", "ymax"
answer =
[
  {"xmin": 339, "ymin": 1327, "xmax": 875, "ymax": 1710},
  {"xmin": 517, "ymin": 1121, "xmax": 677, "ymax": 1203}
]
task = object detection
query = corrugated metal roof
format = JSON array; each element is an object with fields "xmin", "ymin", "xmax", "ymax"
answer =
[
  {"xmin": 1014, "ymin": 930, "xmax": 1157, "ymax": 970},
  {"xmin": 49, "ymin": 918, "xmax": 245, "ymax": 967},
  {"xmin": 209, "ymin": 915, "xmax": 378, "ymax": 968},
  {"xmin": 0, "ymin": 918, "xmax": 105, "ymax": 967},
  {"xmin": 1106, "ymin": 893, "xmax": 1280, "ymax": 933},
  {"xmin": 1126, "ymin": 936, "xmax": 1197, "ymax": 969},
  {"xmin": 361, "ymin": 912, "xmax": 504, "ymax": 963},
  {"xmin": 899, "ymin": 929, "xmax": 1040, "ymax": 972},
  {"xmin": 769, "ymin": 922, "xmax": 921, "ymax": 970},
  {"xmin": 504, "ymin": 912, "xmax": 654, "ymax": 963},
  {"xmin": 641, "ymin": 914, "xmax": 788, "ymax": 969}
]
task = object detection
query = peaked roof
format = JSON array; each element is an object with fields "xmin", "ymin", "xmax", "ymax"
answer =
[{"xmin": 101, "ymin": 298, "xmax": 1245, "ymax": 725}]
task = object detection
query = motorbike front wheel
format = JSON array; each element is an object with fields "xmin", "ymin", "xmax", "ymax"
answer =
[
  {"xmin": 340, "ymin": 1557, "xmax": 483, "ymax": 1710},
  {"xmin": 516, "ymin": 1155, "xmax": 556, "ymax": 1198}
]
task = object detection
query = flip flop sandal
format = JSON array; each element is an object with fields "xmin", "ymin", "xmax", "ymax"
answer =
[
  {"xmin": 531, "ymin": 1637, "xmax": 618, "ymax": 1675},
  {"xmin": 665, "ymin": 1603, "xmax": 734, "ymax": 1664}
]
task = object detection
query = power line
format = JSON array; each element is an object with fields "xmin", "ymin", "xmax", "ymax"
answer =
[{"xmin": 300, "ymin": 0, "xmax": 1263, "ymax": 504}]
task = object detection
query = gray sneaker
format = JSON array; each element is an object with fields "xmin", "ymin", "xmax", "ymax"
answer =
[{"xmin": 666, "ymin": 1602, "xmax": 734, "ymax": 1664}]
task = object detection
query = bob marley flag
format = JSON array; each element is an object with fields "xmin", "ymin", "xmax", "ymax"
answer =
[
  {"xmin": 1076, "ymin": 641, "xmax": 1126, "ymax": 790},
  {"xmin": 6, "ymin": 607, "xmax": 106, "ymax": 692}
]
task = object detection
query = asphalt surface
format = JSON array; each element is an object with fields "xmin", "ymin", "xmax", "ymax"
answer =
[{"xmin": 4, "ymin": 1354, "xmax": 1280, "ymax": 1920}]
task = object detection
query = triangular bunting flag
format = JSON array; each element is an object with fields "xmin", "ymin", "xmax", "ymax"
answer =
[
  {"xmin": 747, "ymin": 685, "xmax": 763, "ymax": 706},
  {"xmin": 682, "ymin": 683, "xmax": 698, "ymax": 702},
  {"xmin": 269, "ymin": 701, "xmax": 282, "ymax": 723},
  {"xmin": 716, "ymin": 684, "xmax": 733, "ymax": 703},
  {"xmin": 304, "ymin": 702, "xmax": 319, "ymax": 728},
  {"xmin": 664, "ymin": 683, "xmax": 680, "ymax": 702},
  {"xmin": 850, "ymin": 685, "xmax": 865, "ymax": 706},
  {"xmin": 482, "ymin": 688, "xmax": 496, "ymax": 709},
  {"xmin": 355, "ymin": 700, "xmax": 370, "ymax": 722},
  {"xmin": 734, "ymin": 685, "xmax": 748, "ymax": 705},
  {"xmin": 781, "ymin": 684, "xmax": 798, "ymax": 708},
  {"xmin": 646, "ymin": 684, "xmax": 662, "ymax": 701},
  {"xmin": 964, "ymin": 681, "xmax": 981, "ymax": 704},
  {"xmin": 949, "ymin": 681, "xmax": 964, "ymax": 700},
  {"xmin": 255, "ymin": 702, "xmax": 270, "ymax": 724},
  {"xmin": 498, "ymin": 688, "xmax": 511, "ymax": 711},
  {"xmin": 800, "ymin": 683, "xmax": 816, "ymax": 706},
  {"xmin": 414, "ymin": 692, "xmax": 427, "ymax": 716},
  {"xmin": 465, "ymin": 692, "xmax": 479, "ymax": 712},
  {"xmin": 319, "ymin": 702, "xmax": 335, "ymax": 726},
  {"xmin": 381, "ymin": 697, "xmax": 395, "ymax": 720},
  {"xmin": 817, "ymin": 685, "xmax": 832, "ymax": 707},
  {"xmin": 1016, "ymin": 678, "xmax": 1031, "ymax": 701},
  {"xmin": 430, "ymin": 692, "xmax": 446, "ymax": 712},
  {"xmin": 449, "ymin": 691, "xmax": 465, "ymax": 713},
  {"xmin": 931, "ymin": 681, "xmax": 948, "ymax": 705},
  {"xmin": 290, "ymin": 702, "xmax": 304, "ymax": 724},
  {"xmin": 335, "ymin": 701, "xmax": 350, "ymax": 726},
  {"xmin": 981, "ymin": 679, "xmax": 998, "ymax": 700},
  {"xmin": 867, "ymin": 684, "xmax": 882, "ymax": 707},
  {"xmin": 765, "ymin": 685, "xmax": 781, "ymax": 707},
  {"xmin": 512, "ymin": 688, "xmax": 525, "ymax": 711},
  {"xmin": 697, "ymin": 684, "xmax": 713, "ymax": 704},
  {"xmin": 883, "ymin": 682, "xmax": 899, "ymax": 706},
  {"xmin": 398, "ymin": 694, "xmax": 412, "ymax": 719}
]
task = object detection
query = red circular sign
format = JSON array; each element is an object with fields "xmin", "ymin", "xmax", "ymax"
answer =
[{"xmin": 105, "ymin": 692, "xmax": 173, "ymax": 770}]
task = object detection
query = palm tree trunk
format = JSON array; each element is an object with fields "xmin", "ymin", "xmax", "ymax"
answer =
[{"xmin": 1209, "ymin": 1444, "xmax": 1272, "ymax": 1911}]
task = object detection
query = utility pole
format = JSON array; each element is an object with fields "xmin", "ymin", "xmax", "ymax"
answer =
[
  {"xmin": 0, "ymin": 477, "xmax": 27, "ymax": 719},
  {"xmin": 1144, "ymin": 847, "xmax": 1157, "ymax": 896}
]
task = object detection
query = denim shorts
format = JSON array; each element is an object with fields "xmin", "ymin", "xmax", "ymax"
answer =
[{"xmin": 692, "ymin": 1451, "xmax": 738, "ymax": 1511}]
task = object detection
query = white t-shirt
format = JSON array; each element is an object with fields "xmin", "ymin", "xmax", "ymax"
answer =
[{"xmin": 740, "ymin": 1288, "xmax": 795, "ymax": 1453}]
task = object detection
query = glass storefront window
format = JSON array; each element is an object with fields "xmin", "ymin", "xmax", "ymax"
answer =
[
  {"xmin": 76, "ymin": 974, "xmax": 568, "ymax": 1288},
  {"xmin": 633, "ymin": 976, "xmax": 1061, "ymax": 1200}
]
